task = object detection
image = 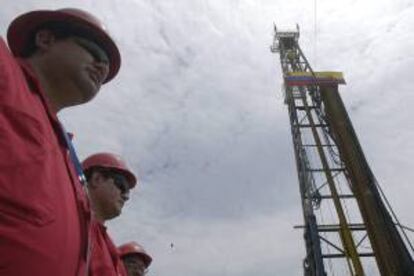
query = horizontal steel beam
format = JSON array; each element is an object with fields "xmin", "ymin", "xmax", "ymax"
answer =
[{"xmin": 322, "ymin": 253, "xmax": 374, "ymax": 259}]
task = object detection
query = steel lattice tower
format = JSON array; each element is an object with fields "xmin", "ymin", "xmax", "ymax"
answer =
[{"xmin": 270, "ymin": 25, "xmax": 414, "ymax": 275}]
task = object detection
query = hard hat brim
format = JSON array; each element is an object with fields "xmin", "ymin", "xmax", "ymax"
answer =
[
  {"xmin": 82, "ymin": 152, "xmax": 138, "ymax": 189},
  {"xmin": 7, "ymin": 10, "xmax": 121, "ymax": 83}
]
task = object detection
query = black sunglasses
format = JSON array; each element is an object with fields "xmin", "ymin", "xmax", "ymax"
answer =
[
  {"xmin": 72, "ymin": 36, "xmax": 109, "ymax": 64},
  {"xmin": 111, "ymin": 173, "xmax": 130, "ymax": 194},
  {"xmin": 99, "ymin": 170, "xmax": 130, "ymax": 194}
]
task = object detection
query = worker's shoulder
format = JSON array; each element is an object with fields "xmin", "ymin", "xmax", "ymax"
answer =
[
  {"xmin": 0, "ymin": 37, "xmax": 43, "ymax": 125},
  {"xmin": 0, "ymin": 37, "xmax": 28, "ymax": 97},
  {"xmin": 0, "ymin": 36, "xmax": 7, "ymax": 47},
  {"xmin": 0, "ymin": 36, "xmax": 21, "ymax": 82},
  {"xmin": 0, "ymin": 37, "xmax": 13, "ymax": 60}
]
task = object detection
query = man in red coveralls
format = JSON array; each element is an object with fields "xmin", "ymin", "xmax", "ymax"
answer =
[
  {"xmin": 82, "ymin": 152, "xmax": 137, "ymax": 276},
  {"xmin": 0, "ymin": 8, "xmax": 121, "ymax": 276},
  {"xmin": 118, "ymin": 241, "xmax": 153, "ymax": 276}
]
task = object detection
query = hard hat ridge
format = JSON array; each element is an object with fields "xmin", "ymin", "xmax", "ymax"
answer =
[
  {"xmin": 82, "ymin": 152, "xmax": 137, "ymax": 188},
  {"xmin": 118, "ymin": 241, "xmax": 152, "ymax": 267},
  {"xmin": 7, "ymin": 8, "xmax": 121, "ymax": 83}
]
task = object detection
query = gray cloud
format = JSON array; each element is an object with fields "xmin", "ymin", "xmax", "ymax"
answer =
[{"xmin": 2, "ymin": 0, "xmax": 414, "ymax": 275}]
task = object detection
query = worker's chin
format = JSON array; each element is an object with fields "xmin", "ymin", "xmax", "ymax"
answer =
[
  {"xmin": 116, "ymin": 206, "xmax": 123, "ymax": 216},
  {"xmin": 77, "ymin": 79, "xmax": 100, "ymax": 104},
  {"xmin": 81, "ymin": 87, "xmax": 99, "ymax": 103},
  {"xmin": 113, "ymin": 207, "xmax": 123, "ymax": 217},
  {"xmin": 64, "ymin": 89, "xmax": 97, "ymax": 108},
  {"xmin": 106, "ymin": 210, "xmax": 121, "ymax": 221}
]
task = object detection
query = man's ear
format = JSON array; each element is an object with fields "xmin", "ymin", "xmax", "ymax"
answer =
[{"xmin": 34, "ymin": 29, "xmax": 57, "ymax": 52}]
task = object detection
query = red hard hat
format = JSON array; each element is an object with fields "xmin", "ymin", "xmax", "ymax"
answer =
[
  {"xmin": 7, "ymin": 8, "xmax": 121, "ymax": 83},
  {"xmin": 118, "ymin": 242, "xmax": 152, "ymax": 268},
  {"xmin": 82, "ymin": 152, "xmax": 137, "ymax": 188}
]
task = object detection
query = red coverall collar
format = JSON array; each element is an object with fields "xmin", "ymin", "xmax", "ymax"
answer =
[{"xmin": 17, "ymin": 58, "xmax": 59, "ymax": 116}]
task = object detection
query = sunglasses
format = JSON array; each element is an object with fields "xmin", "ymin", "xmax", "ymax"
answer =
[
  {"xmin": 72, "ymin": 36, "xmax": 109, "ymax": 64},
  {"xmin": 111, "ymin": 173, "xmax": 130, "ymax": 195},
  {"xmin": 99, "ymin": 170, "xmax": 130, "ymax": 194},
  {"xmin": 123, "ymin": 257, "xmax": 148, "ymax": 275}
]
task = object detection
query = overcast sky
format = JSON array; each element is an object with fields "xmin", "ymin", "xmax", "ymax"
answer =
[{"xmin": 1, "ymin": 0, "xmax": 414, "ymax": 275}]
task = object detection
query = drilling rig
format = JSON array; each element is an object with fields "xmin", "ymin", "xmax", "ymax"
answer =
[{"xmin": 270, "ymin": 25, "xmax": 414, "ymax": 275}]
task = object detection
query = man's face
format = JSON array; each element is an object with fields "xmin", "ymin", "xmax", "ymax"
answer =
[
  {"xmin": 89, "ymin": 170, "xmax": 130, "ymax": 220},
  {"xmin": 122, "ymin": 255, "xmax": 147, "ymax": 276},
  {"xmin": 38, "ymin": 30, "xmax": 110, "ymax": 105}
]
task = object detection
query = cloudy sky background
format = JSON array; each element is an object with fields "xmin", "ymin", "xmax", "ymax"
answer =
[{"xmin": 1, "ymin": 0, "xmax": 414, "ymax": 275}]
